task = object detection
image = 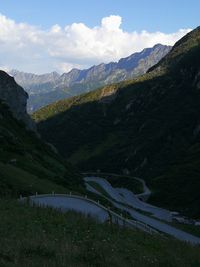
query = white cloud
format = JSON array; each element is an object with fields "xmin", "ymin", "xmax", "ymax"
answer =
[
  {"xmin": 58, "ymin": 62, "xmax": 83, "ymax": 73},
  {"xmin": 101, "ymin": 15, "xmax": 122, "ymax": 31},
  {"xmin": 0, "ymin": 13, "xmax": 192, "ymax": 74}
]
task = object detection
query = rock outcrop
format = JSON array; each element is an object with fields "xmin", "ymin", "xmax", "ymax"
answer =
[{"xmin": 0, "ymin": 70, "xmax": 35, "ymax": 130}]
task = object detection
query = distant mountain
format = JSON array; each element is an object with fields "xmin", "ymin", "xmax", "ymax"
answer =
[
  {"xmin": 9, "ymin": 70, "xmax": 60, "ymax": 95},
  {"xmin": 10, "ymin": 44, "xmax": 171, "ymax": 112},
  {"xmin": 56, "ymin": 44, "xmax": 171, "ymax": 87},
  {"xmin": 33, "ymin": 27, "xmax": 200, "ymax": 218}
]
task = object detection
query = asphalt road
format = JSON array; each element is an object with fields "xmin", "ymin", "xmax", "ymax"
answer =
[
  {"xmin": 85, "ymin": 176, "xmax": 172, "ymax": 221},
  {"xmin": 31, "ymin": 195, "xmax": 109, "ymax": 222},
  {"xmin": 84, "ymin": 176, "xmax": 200, "ymax": 245}
]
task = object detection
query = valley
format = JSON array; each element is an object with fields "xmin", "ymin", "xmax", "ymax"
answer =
[
  {"xmin": 0, "ymin": 4, "xmax": 200, "ymax": 265},
  {"xmin": 33, "ymin": 26, "xmax": 200, "ymax": 219}
]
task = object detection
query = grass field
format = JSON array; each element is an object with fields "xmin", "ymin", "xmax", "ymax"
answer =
[{"xmin": 0, "ymin": 199, "xmax": 200, "ymax": 267}]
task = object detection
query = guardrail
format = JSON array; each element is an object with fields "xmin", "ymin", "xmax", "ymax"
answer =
[{"xmin": 19, "ymin": 192, "xmax": 158, "ymax": 235}]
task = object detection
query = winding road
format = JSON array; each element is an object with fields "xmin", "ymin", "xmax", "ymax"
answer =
[
  {"xmin": 84, "ymin": 176, "xmax": 172, "ymax": 221},
  {"xmin": 84, "ymin": 175, "xmax": 200, "ymax": 245},
  {"xmin": 20, "ymin": 173, "xmax": 200, "ymax": 245}
]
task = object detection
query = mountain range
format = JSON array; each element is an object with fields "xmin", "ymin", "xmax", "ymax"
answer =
[
  {"xmin": 10, "ymin": 44, "xmax": 171, "ymax": 112},
  {"xmin": 33, "ymin": 26, "xmax": 200, "ymax": 218}
]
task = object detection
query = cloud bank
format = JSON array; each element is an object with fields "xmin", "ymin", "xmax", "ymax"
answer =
[{"xmin": 0, "ymin": 14, "xmax": 192, "ymax": 73}]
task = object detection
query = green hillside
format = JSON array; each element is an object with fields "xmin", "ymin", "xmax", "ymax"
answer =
[
  {"xmin": 0, "ymin": 100, "xmax": 84, "ymax": 197},
  {"xmin": 33, "ymin": 27, "xmax": 200, "ymax": 217}
]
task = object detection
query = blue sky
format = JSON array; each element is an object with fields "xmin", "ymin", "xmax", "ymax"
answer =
[
  {"xmin": 0, "ymin": 0, "xmax": 198, "ymax": 73},
  {"xmin": 0, "ymin": 0, "xmax": 199, "ymax": 32}
]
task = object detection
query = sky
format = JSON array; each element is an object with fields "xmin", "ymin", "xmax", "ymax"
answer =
[{"xmin": 0, "ymin": 0, "xmax": 199, "ymax": 74}]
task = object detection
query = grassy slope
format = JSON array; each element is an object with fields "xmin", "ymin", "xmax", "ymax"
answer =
[
  {"xmin": 1, "ymin": 199, "xmax": 200, "ymax": 267},
  {"xmin": 0, "ymin": 101, "xmax": 84, "ymax": 197},
  {"xmin": 33, "ymin": 27, "xmax": 200, "ymax": 218}
]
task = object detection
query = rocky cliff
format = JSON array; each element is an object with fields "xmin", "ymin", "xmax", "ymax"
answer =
[{"xmin": 0, "ymin": 70, "xmax": 35, "ymax": 130}]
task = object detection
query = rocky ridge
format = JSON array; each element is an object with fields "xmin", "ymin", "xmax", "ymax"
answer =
[{"xmin": 10, "ymin": 44, "xmax": 171, "ymax": 112}]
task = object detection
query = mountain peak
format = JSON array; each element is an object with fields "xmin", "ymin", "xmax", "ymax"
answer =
[{"xmin": 149, "ymin": 26, "xmax": 200, "ymax": 73}]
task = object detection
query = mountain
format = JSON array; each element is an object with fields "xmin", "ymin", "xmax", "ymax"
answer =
[
  {"xmin": 0, "ymin": 70, "xmax": 83, "ymax": 197},
  {"xmin": 56, "ymin": 44, "xmax": 171, "ymax": 87},
  {"xmin": 9, "ymin": 70, "xmax": 60, "ymax": 95},
  {"xmin": 10, "ymin": 44, "xmax": 171, "ymax": 112},
  {"xmin": 0, "ymin": 71, "xmax": 35, "ymax": 131},
  {"xmin": 33, "ymin": 27, "xmax": 200, "ymax": 218}
]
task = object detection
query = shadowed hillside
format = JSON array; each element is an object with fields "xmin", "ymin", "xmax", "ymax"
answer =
[
  {"xmin": 33, "ymin": 27, "xmax": 200, "ymax": 217},
  {"xmin": 0, "ymin": 71, "xmax": 84, "ymax": 197}
]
